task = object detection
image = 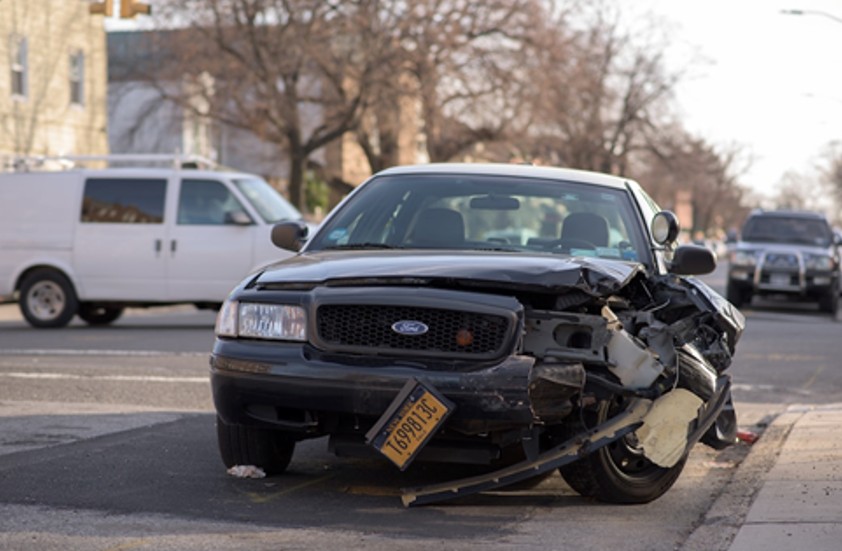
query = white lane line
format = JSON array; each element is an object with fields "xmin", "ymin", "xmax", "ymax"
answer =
[
  {"xmin": 0, "ymin": 349, "xmax": 207, "ymax": 357},
  {"xmin": 0, "ymin": 372, "xmax": 208, "ymax": 383}
]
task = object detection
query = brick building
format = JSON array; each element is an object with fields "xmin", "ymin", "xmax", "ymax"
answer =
[{"xmin": 0, "ymin": 0, "xmax": 108, "ymax": 160}]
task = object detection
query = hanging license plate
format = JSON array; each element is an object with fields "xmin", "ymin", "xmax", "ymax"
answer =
[{"xmin": 366, "ymin": 378, "xmax": 454, "ymax": 470}]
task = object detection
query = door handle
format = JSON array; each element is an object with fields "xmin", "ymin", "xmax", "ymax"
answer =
[
  {"xmin": 154, "ymin": 239, "xmax": 162, "ymax": 254},
  {"xmin": 170, "ymin": 239, "xmax": 177, "ymax": 255}
]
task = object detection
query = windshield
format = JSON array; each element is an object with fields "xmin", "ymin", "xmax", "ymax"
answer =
[
  {"xmin": 233, "ymin": 177, "xmax": 302, "ymax": 223},
  {"xmin": 742, "ymin": 216, "xmax": 832, "ymax": 247},
  {"xmin": 307, "ymin": 173, "xmax": 650, "ymax": 263}
]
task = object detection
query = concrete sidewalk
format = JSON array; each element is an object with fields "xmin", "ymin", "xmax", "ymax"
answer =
[{"xmin": 727, "ymin": 404, "xmax": 842, "ymax": 550}]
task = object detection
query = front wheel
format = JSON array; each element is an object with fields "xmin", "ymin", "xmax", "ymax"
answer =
[
  {"xmin": 818, "ymin": 284, "xmax": 839, "ymax": 316},
  {"xmin": 216, "ymin": 415, "xmax": 296, "ymax": 475},
  {"xmin": 18, "ymin": 269, "xmax": 78, "ymax": 328},
  {"xmin": 559, "ymin": 398, "xmax": 688, "ymax": 504},
  {"xmin": 726, "ymin": 281, "xmax": 750, "ymax": 309}
]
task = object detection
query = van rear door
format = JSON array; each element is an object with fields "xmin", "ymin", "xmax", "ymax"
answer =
[{"xmin": 73, "ymin": 177, "xmax": 169, "ymax": 300}]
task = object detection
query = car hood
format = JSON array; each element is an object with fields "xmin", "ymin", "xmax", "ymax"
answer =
[
  {"xmin": 735, "ymin": 241, "xmax": 833, "ymax": 255},
  {"xmin": 254, "ymin": 250, "xmax": 647, "ymax": 296}
]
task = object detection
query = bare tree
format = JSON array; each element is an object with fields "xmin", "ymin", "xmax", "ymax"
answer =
[
  {"xmin": 513, "ymin": 2, "xmax": 680, "ymax": 175},
  {"xmin": 818, "ymin": 142, "xmax": 842, "ymax": 226},
  {"xmin": 143, "ymin": 0, "xmax": 404, "ymax": 209},
  {"xmin": 635, "ymin": 129, "xmax": 752, "ymax": 235}
]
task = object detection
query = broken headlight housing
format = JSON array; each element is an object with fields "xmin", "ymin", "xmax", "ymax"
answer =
[{"xmin": 215, "ymin": 300, "xmax": 307, "ymax": 341}]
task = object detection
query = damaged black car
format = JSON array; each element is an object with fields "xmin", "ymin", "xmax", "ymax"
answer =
[{"xmin": 211, "ymin": 163, "xmax": 744, "ymax": 506}]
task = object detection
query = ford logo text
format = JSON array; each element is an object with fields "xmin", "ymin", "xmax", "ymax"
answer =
[{"xmin": 391, "ymin": 320, "xmax": 429, "ymax": 336}]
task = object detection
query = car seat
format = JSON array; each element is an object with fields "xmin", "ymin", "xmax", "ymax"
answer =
[
  {"xmin": 410, "ymin": 208, "xmax": 466, "ymax": 247},
  {"xmin": 561, "ymin": 212, "xmax": 609, "ymax": 247}
]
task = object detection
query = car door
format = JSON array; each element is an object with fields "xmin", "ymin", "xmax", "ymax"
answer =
[
  {"xmin": 72, "ymin": 176, "xmax": 170, "ymax": 300},
  {"xmin": 166, "ymin": 177, "xmax": 257, "ymax": 301}
]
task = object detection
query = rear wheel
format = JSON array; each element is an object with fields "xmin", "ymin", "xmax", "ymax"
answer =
[
  {"xmin": 216, "ymin": 415, "xmax": 296, "ymax": 475},
  {"xmin": 77, "ymin": 303, "xmax": 125, "ymax": 326},
  {"xmin": 559, "ymin": 397, "xmax": 688, "ymax": 504},
  {"xmin": 18, "ymin": 269, "xmax": 78, "ymax": 328}
]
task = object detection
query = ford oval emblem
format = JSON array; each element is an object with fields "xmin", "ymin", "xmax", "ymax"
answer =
[{"xmin": 391, "ymin": 320, "xmax": 429, "ymax": 336}]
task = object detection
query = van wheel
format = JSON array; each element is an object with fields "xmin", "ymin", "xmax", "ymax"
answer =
[
  {"xmin": 216, "ymin": 415, "xmax": 296, "ymax": 475},
  {"xmin": 19, "ymin": 269, "xmax": 78, "ymax": 328},
  {"xmin": 78, "ymin": 303, "xmax": 125, "ymax": 326}
]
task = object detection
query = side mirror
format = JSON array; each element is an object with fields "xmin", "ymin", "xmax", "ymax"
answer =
[
  {"xmin": 669, "ymin": 244, "xmax": 716, "ymax": 275},
  {"xmin": 225, "ymin": 210, "xmax": 253, "ymax": 226},
  {"xmin": 651, "ymin": 211, "xmax": 680, "ymax": 245},
  {"xmin": 271, "ymin": 220, "xmax": 309, "ymax": 252}
]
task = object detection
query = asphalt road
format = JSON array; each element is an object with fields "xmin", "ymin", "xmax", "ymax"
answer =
[{"xmin": 0, "ymin": 264, "xmax": 840, "ymax": 550}]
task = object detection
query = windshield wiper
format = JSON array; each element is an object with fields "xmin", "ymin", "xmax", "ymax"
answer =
[
  {"xmin": 468, "ymin": 245, "xmax": 522, "ymax": 252},
  {"xmin": 324, "ymin": 243, "xmax": 402, "ymax": 250}
]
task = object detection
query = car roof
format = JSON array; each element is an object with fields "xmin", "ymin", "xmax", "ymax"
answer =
[
  {"xmin": 374, "ymin": 163, "xmax": 633, "ymax": 190},
  {"xmin": 747, "ymin": 209, "xmax": 828, "ymax": 221}
]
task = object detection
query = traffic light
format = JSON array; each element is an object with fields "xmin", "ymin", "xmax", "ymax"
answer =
[
  {"xmin": 120, "ymin": 1, "xmax": 152, "ymax": 18},
  {"xmin": 89, "ymin": 0, "xmax": 114, "ymax": 16}
]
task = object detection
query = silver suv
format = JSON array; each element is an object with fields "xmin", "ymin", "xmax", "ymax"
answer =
[{"xmin": 727, "ymin": 210, "xmax": 840, "ymax": 314}]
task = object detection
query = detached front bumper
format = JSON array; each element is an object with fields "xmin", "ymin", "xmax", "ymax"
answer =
[{"xmin": 211, "ymin": 340, "xmax": 583, "ymax": 436}]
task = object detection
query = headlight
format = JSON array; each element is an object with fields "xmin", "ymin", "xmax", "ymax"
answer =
[
  {"xmin": 730, "ymin": 250, "xmax": 757, "ymax": 267},
  {"xmin": 215, "ymin": 299, "xmax": 239, "ymax": 337},
  {"xmin": 215, "ymin": 300, "xmax": 308, "ymax": 341},
  {"xmin": 804, "ymin": 254, "xmax": 835, "ymax": 271}
]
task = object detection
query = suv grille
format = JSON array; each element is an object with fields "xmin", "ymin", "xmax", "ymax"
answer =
[{"xmin": 316, "ymin": 304, "xmax": 511, "ymax": 358}]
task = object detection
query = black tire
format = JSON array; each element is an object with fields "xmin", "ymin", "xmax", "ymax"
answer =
[
  {"xmin": 559, "ymin": 397, "xmax": 688, "ymax": 504},
  {"xmin": 818, "ymin": 285, "xmax": 839, "ymax": 316},
  {"xmin": 77, "ymin": 303, "xmax": 125, "ymax": 326},
  {"xmin": 18, "ymin": 269, "xmax": 78, "ymax": 328},
  {"xmin": 216, "ymin": 415, "xmax": 296, "ymax": 475},
  {"xmin": 726, "ymin": 281, "xmax": 750, "ymax": 309}
]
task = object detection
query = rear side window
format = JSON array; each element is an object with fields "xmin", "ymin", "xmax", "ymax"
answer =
[{"xmin": 81, "ymin": 178, "xmax": 166, "ymax": 223}]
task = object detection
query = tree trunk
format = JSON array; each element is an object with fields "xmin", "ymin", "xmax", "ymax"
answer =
[{"xmin": 288, "ymin": 154, "xmax": 306, "ymax": 212}]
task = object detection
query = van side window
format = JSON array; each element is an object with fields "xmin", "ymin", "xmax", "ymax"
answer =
[
  {"xmin": 81, "ymin": 179, "xmax": 166, "ymax": 223},
  {"xmin": 177, "ymin": 179, "xmax": 249, "ymax": 225}
]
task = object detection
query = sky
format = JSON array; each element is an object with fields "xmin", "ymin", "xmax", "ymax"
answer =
[{"xmin": 633, "ymin": 0, "xmax": 842, "ymax": 199}]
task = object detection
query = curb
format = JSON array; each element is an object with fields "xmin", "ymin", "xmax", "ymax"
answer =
[{"xmin": 680, "ymin": 408, "xmax": 803, "ymax": 551}]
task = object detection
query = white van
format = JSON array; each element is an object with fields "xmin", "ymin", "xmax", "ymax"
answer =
[{"xmin": 0, "ymin": 156, "xmax": 308, "ymax": 328}]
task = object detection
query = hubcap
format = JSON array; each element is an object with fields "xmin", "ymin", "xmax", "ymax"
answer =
[{"xmin": 26, "ymin": 281, "xmax": 65, "ymax": 321}]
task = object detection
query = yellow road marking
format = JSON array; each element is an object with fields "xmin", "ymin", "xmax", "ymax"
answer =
[
  {"xmin": 243, "ymin": 473, "xmax": 336, "ymax": 504},
  {"xmin": 801, "ymin": 363, "xmax": 827, "ymax": 392}
]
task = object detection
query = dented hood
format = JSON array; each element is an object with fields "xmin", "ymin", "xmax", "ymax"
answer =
[{"xmin": 255, "ymin": 250, "xmax": 646, "ymax": 295}]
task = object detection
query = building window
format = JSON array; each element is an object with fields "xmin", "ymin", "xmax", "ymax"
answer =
[
  {"xmin": 70, "ymin": 50, "xmax": 85, "ymax": 106},
  {"xmin": 11, "ymin": 36, "xmax": 28, "ymax": 98}
]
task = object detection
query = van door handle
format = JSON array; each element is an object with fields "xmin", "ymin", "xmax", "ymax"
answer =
[
  {"xmin": 154, "ymin": 239, "xmax": 162, "ymax": 255},
  {"xmin": 170, "ymin": 239, "xmax": 177, "ymax": 255}
]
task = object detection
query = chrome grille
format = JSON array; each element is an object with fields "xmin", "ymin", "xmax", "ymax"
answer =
[
  {"xmin": 765, "ymin": 253, "xmax": 798, "ymax": 268},
  {"xmin": 316, "ymin": 304, "xmax": 510, "ymax": 358}
]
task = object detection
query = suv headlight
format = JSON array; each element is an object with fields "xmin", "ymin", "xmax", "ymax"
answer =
[
  {"xmin": 730, "ymin": 250, "xmax": 758, "ymax": 267},
  {"xmin": 215, "ymin": 300, "xmax": 307, "ymax": 341},
  {"xmin": 804, "ymin": 254, "xmax": 836, "ymax": 271}
]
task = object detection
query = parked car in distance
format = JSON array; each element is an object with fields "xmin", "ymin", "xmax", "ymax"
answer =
[
  {"xmin": 211, "ymin": 163, "xmax": 744, "ymax": 507},
  {"xmin": 727, "ymin": 209, "xmax": 839, "ymax": 314},
  {"xmin": 0, "ymin": 155, "xmax": 311, "ymax": 328}
]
